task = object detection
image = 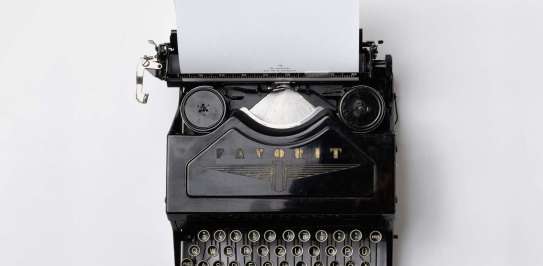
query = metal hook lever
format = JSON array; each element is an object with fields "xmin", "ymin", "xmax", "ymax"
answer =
[{"xmin": 135, "ymin": 54, "xmax": 162, "ymax": 104}]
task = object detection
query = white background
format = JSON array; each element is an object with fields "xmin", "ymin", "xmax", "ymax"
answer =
[{"xmin": 1, "ymin": 0, "xmax": 543, "ymax": 266}]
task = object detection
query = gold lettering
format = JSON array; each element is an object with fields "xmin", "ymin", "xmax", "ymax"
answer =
[
  {"xmin": 294, "ymin": 148, "xmax": 304, "ymax": 159},
  {"xmin": 330, "ymin": 148, "xmax": 342, "ymax": 159},
  {"xmin": 314, "ymin": 147, "xmax": 321, "ymax": 160},
  {"xmin": 274, "ymin": 148, "xmax": 285, "ymax": 159},
  {"xmin": 235, "ymin": 148, "xmax": 245, "ymax": 159},
  {"xmin": 256, "ymin": 148, "xmax": 264, "ymax": 158}
]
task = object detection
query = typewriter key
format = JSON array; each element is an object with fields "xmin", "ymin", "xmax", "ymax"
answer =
[
  {"xmin": 248, "ymin": 230, "xmax": 260, "ymax": 242},
  {"xmin": 214, "ymin": 230, "xmax": 226, "ymax": 242},
  {"xmin": 315, "ymin": 230, "xmax": 328, "ymax": 242},
  {"xmin": 309, "ymin": 246, "xmax": 320, "ymax": 257},
  {"xmin": 296, "ymin": 262, "xmax": 306, "ymax": 266},
  {"xmin": 264, "ymin": 230, "xmax": 277, "ymax": 242},
  {"xmin": 279, "ymin": 261, "xmax": 289, "ymax": 266},
  {"xmin": 313, "ymin": 262, "xmax": 323, "ymax": 266},
  {"xmin": 359, "ymin": 247, "xmax": 370, "ymax": 257},
  {"xmin": 349, "ymin": 230, "xmax": 363, "ymax": 242},
  {"xmin": 263, "ymin": 262, "xmax": 272, "ymax": 266},
  {"xmin": 188, "ymin": 245, "xmax": 200, "ymax": 256},
  {"xmin": 342, "ymin": 246, "xmax": 353, "ymax": 257},
  {"xmin": 298, "ymin": 230, "xmax": 311, "ymax": 242},
  {"xmin": 182, "ymin": 259, "xmax": 194, "ymax": 266},
  {"xmin": 361, "ymin": 262, "xmax": 370, "ymax": 266},
  {"xmin": 282, "ymin": 230, "xmax": 295, "ymax": 242},
  {"xmin": 369, "ymin": 231, "xmax": 382, "ymax": 243},
  {"xmin": 246, "ymin": 262, "xmax": 256, "ymax": 266},
  {"xmin": 213, "ymin": 262, "xmax": 224, "ymax": 266},
  {"xmin": 198, "ymin": 230, "xmax": 210, "ymax": 242},
  {"xmin": 229, "ymin": 262, "xmax": 239, "ymax": 266},
  {"xmin": 230, "ymin": 230, "xmax": 242, "ymax": 242},
  {"xmin": 292, "ymin": 245, "xmax": 303, "ymax": 257},
  {"xmin": 198, "ymin": 262, "xmax": 208, "ymax": 266},
  {"xmin": 257, "ymin": 245, "xmax": 269, "ymax": 257},
  {"xmin": 241, "ymin": 245, "xmax": 252, "ymax": 256},
  {"xmin": 207, "ymin": 246, "xmax": 218, "ymax": 257},
  {"xmin": 224, "ymin": 246, "xmax": 234, "ymax": 257},
  {"xmin": 180, "ymin": 86, "xmax": 227, "ymax": 133},
  {"xmin": 332, "ymin": 230, "xmax": 346, "ymax": 242},
  {"xmin": 275, "ymin": 246, "xmax": 287, "ymax": 257},
  {"xmin": 346, "ymin": 262, "xmax": 354, "ymax": 266},
  {"xmin": 330, "ymin": 261, "xmax": 339, "ymax": 266},
  {"xmin": 325, "ymin": 246, "xmax": 337, "ymax": 256}
]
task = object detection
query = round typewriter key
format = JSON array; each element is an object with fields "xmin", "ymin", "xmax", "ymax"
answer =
[
  {"xmin": 298, "ymin": 230, "xmax": 311, "ymax": 242},
  {"xmin": 309, "ymin": 246, "xmax": 320, "ymax": 257},
  {"xmin": 315, "ymin": 230, "xmax": 328, "ymax": 242},
  {"xmin": 198, "ymin": 230, "xmax": 211, "ymax": 242},
  {"xmin": 296, "ymin": 262, "xmax": 306, "ymax": 266},
  {"xmin": 198, "ymin": 262, "xmax": 208, "ymax": 266},
  {"xmin": 342, "ymin": 246, "xmax": 353, "ymax": 257},
  {"xmin": 292, "ymin": 245, "xmax": 303, "ymax": 257},
  {"xmin": 207, "ymin": 246, "xmax": 218, "ymax": 257},
  {"xmin": 359, "ymin": 247, "xmax": 370, "ymax": 257},
  {"xmin": 224, "ymin": 246, "xmax": 234, "ymax": 257},
  {"xmin": 241, "ymin": 245, "xmax": 252, "ymax": 256},
  {"xmin": 263, "ymin": 230, "xmax": 277, "ymax": 242},
  {"xmin": 248, "ymin": 230, "xmax": 260, "ymax": 242},
  {"xmin": 229, "ymin": 262, "xmax": 239, "ymax": 266},
  {"xmin": 246, "ymin": 262, "xmax": 255, "ymax": 266},
  {"xmin": 180, "ymin": 86, "xmax": 227, "ymax": 133},
  {"xmin": 188, "ymin": 245, "xmax": 200, "ymax": 257},
  {"xmin": 332, "ymin": 230, "xmax": 346, "ymax": 242},
  {"xmin": 313, "ymin": 262, "xmax": 323, "ymax": 266},
  {"xmin": 182, "ymin": 259, "xmax": 194, "ymax": 266},
  {"xmin": 214, "ymin": 230, "xmax": 226, "ymax": 242},
  {"xmin": 325, "ymin": 246, "xmax": 337, "ymax": 256},
  {"xmin": 369, "ymin": 231, "xmax": 382, "ymax": 243},
  {"xmin": 280, "ymin": 261, "xmax": 289, "ymax": 266},
  {"xmin": 257, "ymin": 245, "xmax": 269, "ymax": 257},
  {"xmin": 263, "ymin": 262, "xmax": 272, "ymax": 266},
  {"xmin": 230, "ymin": 230, "xmax": 242, "ymax": 242},
  {"xmin": 349, "ymin": 230, "xmax": 363, "ymax": 242},
  {"xmin": 275, "ymin": 246, "xmax": 287, "ymax": 257},
  {"xmin": 213, "ymin": 262, "xmax": 224, "ymax": 266},
  {"xmin": 361, "ymin": 262, "xmax": 370, "ymax": 266},
  {"xmin": 282, "ymin": 230, "xmax": 295, "ymax": 242},
  {"xmin": 330, "ymin": 261, "xmax": 339, "ymax": 266},
  {"xmin": 346, "ymin": 261, "xmax": 354, "ymax": 266}
]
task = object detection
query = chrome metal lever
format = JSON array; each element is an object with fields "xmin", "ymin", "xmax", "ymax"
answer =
[{"xmin": 136, "ymin": 41, "xmax": 163, "ymax": 104}]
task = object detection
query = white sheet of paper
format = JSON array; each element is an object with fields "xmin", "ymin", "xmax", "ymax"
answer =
[{"xmin": 174, "ymin": 0, "xmax": 359, "ymax": 74}]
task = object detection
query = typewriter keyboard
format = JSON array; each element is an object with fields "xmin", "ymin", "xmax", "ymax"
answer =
[{"xmin": 180, "ymin": 229, "xmax": 388, "ymax": 266}]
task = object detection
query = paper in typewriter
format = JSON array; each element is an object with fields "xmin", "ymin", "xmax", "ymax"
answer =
[{"xmin": 174, "ymin": 0, "xmax": 359, "ymax": 74}]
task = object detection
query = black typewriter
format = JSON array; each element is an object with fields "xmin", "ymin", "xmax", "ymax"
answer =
[{"xmin": 136, "ymin": 29, "xmax": 397, "ymax": 266}]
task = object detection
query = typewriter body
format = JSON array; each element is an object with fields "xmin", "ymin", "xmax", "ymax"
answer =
[{"xmin": 138, "ymin": 28, "xmax": 396, "ymax": 266}]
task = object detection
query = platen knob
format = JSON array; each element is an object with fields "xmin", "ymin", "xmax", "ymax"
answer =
[
  {"xmin": 180, "ymin": 86, "xmax": 227, "ymax": 133},
  {"xmin": 338, "ymin": 85, "xmax": 386, "ymax": 133}
]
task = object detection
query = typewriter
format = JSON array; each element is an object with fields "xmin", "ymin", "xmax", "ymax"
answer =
[{"xmin": 137, "ymin": 26, "xmax": 397, "ymax": 266}]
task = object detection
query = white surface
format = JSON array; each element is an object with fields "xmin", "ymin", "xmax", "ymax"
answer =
[
  {"xmin": 1, "ymin": 0, "xmax": 543, "ymax": 266},
  {"xmin": 174, "ymin": 0, "xmax": 359, "ymax": 73}
]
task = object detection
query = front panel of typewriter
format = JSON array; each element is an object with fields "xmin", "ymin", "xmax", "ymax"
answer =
[{"xmin": 158, "ymin": 52, "xmax": 397, "ymax": 266}]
